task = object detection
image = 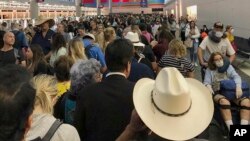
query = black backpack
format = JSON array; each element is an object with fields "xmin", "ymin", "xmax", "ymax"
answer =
[{"xmin": 54, "ymin": 90, "xmax": 76, "ymax": 125}]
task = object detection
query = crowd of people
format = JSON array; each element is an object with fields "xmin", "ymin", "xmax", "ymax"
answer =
[{"xmin": 0, "ymin": 13, "xmax": 249, "ymax": 141}]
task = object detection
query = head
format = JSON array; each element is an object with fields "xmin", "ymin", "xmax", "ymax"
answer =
[
  {"xmin": 168, "ymin": 39, "xmax": 187, "ymax": 57},
  {"xmin": 56, "ymin": 23, "xmax": 65, "ymax": 33},
  {"xmin": 105, "ymin": 39, "xmax": 134, "ymax": 77},
  {"xmin": 32, "ymin": 74, "xmax": 57, "ymax": 114},
  {"xmin": 90, "ymin": 20, "xmax": 97, "ymax": 30},
  {"xmin": 131, "ymin": 24, "xmax": 139, "ymax": 33},
  {"xmin": 97, "ymin": 24, "xmax": 104, "ymax": 33},
  {"xmin": 158, "ymin": 30, "xmax": 175, "ymax": 43},
  {"xmin": 26, "ymin": 44, "xmax": 45, "ymax": 61},
  {"xmin": 54, "ymin": 55, "xmax": 74, "ymax": 82},
  {"xmin": 68, "ymin": 38, "xmax": 87, "ymax": 62},
  {"xmin": 41, "ymin": 21, "xmax": 50, "ymax": 31},
  {"xmin": 213, "ymin": 22, "xmax": 224, "ymax": 38},
  {"xmin": 3, "ymin": 32, "xmax": 15, "ymax": 46},
  {"xmin": 208, "ymin": 52, "xmax": 224, "ymax": 70},
  {"xmin": 0, "ymin": 65, "xmax": 35, "ymax": 141},
  {"xmin": 189, "ymin": 21, "xmax": 196, "ymax": 28},
  {"xmin": 77, "ymin": 24, "xmax": 85, "ymax": 37},
  {"xmin": 226, "ymin": 25, "xmax": 234, "ymax": 33},
  {"xmin": 51, "ymin": 33, "xmax": 66, "ymax": 52},
  {"xmin": 12, "ymin": 23, "xmax": 20, "ymax": 30},
  {"xmin": 139, "ymin": 23, "xmax": 147, "ymax": 32},
  {"xmin": 127, "ymin": 17, "xmax": 136, "ymax": 26},
  {"xmin": 1, "ymin": 22, "xmax": 7, "ymax": 28},
  {"xmin": 104, "ymin": 27, "xmax": 116, "ymax": 42},
  {"xmin": 70, "ymin": 59, "xmax": 101, "ymax": 93}
]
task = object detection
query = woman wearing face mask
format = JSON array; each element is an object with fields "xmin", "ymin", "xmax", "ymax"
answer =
[
  {"xmin": 226, "ymin": 25, "xmax": 237, "ymax": 51},
  {"xmin": 185, "ymin": 21, "xmax": 200, "ymax": 66},
  {"xmin": 204, "ymin": 52, "xmax": 250, "ymax": 131}
]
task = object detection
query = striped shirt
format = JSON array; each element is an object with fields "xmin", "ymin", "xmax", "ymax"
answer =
[{"xmin": 158, "ymin": 55, "xmax": 194, "ymax": 77}]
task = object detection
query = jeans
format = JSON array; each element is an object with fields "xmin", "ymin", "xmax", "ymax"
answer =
[{"xmin": 189, "ymin": 40, "xmax": 199, "ymax": 63}]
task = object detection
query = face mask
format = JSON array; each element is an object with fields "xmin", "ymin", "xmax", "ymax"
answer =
[
  {"xmin": 215, "ymin": 31, "xmax": 223, "ymax": 38},
  {"xmin": 215, "ymin": 60, "xmax": 224, "ymax": 67},
  {"xmin": 231, "ymin": 29, "xmax": 234, "ymax": 33}
]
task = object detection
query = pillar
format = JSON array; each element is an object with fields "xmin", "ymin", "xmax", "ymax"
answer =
[
  {"xmin": 30, "ymin": 0, "xmax": 39, "ymax": 19},
  {"xmin": 75, "ymin": 0, "xmax": 81, "ymax": 17},
  {"xmin": 109, "ymin": 0, "xmax": 112, "ymax": 14},
  {"xmin": 97, "ymin": 0, "xmax": 101, "ymax": 16}
]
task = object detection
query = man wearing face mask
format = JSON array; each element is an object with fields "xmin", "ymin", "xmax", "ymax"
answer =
[{"xmin": 198, "ymin": 22, "xmax": 236, "ymax": 81}]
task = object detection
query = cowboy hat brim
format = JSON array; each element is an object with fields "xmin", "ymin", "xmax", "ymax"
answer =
[
  {"xmin": 133, "ymin": 42, "xmax": 145, "ymax": 47},
  {"xmin": 35, "ymin": 19, "xmax": 55, "ymax": 27},
  {"xmin": 133, "ymin": 78, "xmax": 214, "ymax": 141}
]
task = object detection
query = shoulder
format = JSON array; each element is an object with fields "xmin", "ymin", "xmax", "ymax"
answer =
[{"xmin": 53, "ymin": 124, "xmax": 80, "ymax": 141}]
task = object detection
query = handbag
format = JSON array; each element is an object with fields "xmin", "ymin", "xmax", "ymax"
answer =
[
  {"xmin": 220, "ymin": 80, "xmax": 250, "ymax": 100},
  {"xmin": 184, "ymin": 38, "xmax": 193, "ymax": 48}
]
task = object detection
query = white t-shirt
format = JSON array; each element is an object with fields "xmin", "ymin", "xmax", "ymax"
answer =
[
  {"xmin": 50, "ymin": 47, "xmax": 67, "ymax": 67},
  {"xmin": 199, "ymin": 36, "xmax": 235, "ymax": 61}
]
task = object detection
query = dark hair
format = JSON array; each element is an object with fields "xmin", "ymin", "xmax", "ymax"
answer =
[
  {"xmin": 28, "ymin": 44, "xmax": 47, "ymax": 73},
  {"xmin": 51, "ymin": 33, "xmax": 66, "ymax": 53},
  {"xmin": 127, "ymin": 17, "xmax": 136, "ymax": 26},
  {"xmin": 1, "ymin": 22, "xmax": 7, "ymax": 27},
  {"xmin": 214, "ymin": 22, "xmax": 224, "ymax": 29},
  {"xmin": 139, "ymin": 23, "xmax": 147, "ymax": 31},
  {"xmin": 158, "ymin": 30, "xmax": 175, "ymax": 43},
  {"xmin": 208, "ymin": 52, "xmax": 224, "ymax": 70},
  {"xmin": 0, "ymin": 30, "xmax": 5, "ymax": 48},
  {"xmin": 105, "ymin": 39, "xmax": 134, "ymax": 72},
  {"xmin": 54, "ymin": 55, "xmax": 74, "ymax": 82},
  {"xmin": 0, "ymin": 65, "xmax": 35, "ymax": 141},
  {"xmin": 189, "ymin": 21, "xmax": 196, "ymax": 29},
  {"xmin": 226, "ymin": 25, "xmax": 232, "ymax": 31}
]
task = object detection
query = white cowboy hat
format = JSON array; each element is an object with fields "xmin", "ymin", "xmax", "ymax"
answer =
[
  {"xmin": 83, "ymin": 33, "xmax": 95, "ymax": 41},
  {"xmin": 133, "ymin": 67, "xmax": 214, "ymax": 141},
  {"xmin": 35, "ymin": 16, "xmax": 55, "ymax": 28},
  {"xmin": 125, "ymin": 32, "xmax": 145, "ymax": 47}
]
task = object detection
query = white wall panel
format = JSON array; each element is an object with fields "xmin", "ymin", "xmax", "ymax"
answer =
[{"xmin": 165, "ymin": 0, "xmax": 250, "ymax": 38}]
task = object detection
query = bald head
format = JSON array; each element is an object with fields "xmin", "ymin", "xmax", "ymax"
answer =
[{"xmin": 3, "ymin": 32, "xmax": 15, "ymax": 47}]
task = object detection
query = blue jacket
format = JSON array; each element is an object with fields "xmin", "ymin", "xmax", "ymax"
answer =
[{"xmin": 83, "ymin": 39, "xmax": 106, "ymax": 67}]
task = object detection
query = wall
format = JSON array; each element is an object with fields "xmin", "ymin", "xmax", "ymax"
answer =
[{"xmin": 165, "ymin": 0, "xmax": 250, "ymax": 38}]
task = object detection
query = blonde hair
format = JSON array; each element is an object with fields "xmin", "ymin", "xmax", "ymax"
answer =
[
  {"xmin": 104, "ymin": 27, "xmax": 116, "ymax": 52},
  {"xmin": 168, "ymin": 39, "xmax": 187, "ymax": 58},
  {"xmin": 33, "ymin": 74, "xmax": 57, "ymax": 114},
  {"xmin": 68, "ymin": 38, "xmax": 87, "ymax": 63}
]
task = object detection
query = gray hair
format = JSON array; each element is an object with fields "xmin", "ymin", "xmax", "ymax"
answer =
[{"xmin": 70, "ymin": 58, "xmax": 101, "ymax": 93}]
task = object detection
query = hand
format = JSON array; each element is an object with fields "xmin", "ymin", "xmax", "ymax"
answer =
[
  {"xmin": 236, "ymin": 86, "xmax": 243, "ymax": 99},
  {"xmin": 201, "ymin": 62, "xmax": 208, "ymax": 67},
  {"xmin": 127, "ymin": 109, "xmax": 147, "ymax": 133},
  {"xmin": 206, "ymin": 84, "xmax": 214, "ymax": 94}
]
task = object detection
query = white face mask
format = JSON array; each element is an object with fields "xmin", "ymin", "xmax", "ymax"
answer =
[
  {"xmin": 231, "ymin": 29, "xmax": 234, "ymax": 33},
  {"xmin": 215, "ymin": 31, "xmax": 223, "ymax": 38},
  {"xmin": 215, "ymin": 60, "xmax": 224, "ymax": 67}
]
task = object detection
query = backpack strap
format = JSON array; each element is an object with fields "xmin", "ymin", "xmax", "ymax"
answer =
[
  {"xmin": 42, "ymin": 119, "xmax": 63, "ymax": 141},
  {"xmin": 137, "ymin": 53, "xmax": 145, "ymax": 63}
]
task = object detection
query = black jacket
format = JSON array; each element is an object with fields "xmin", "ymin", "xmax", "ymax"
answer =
[{"xmin": 74, "ymin": 74, "xmax": 135, "ymax": 141}]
